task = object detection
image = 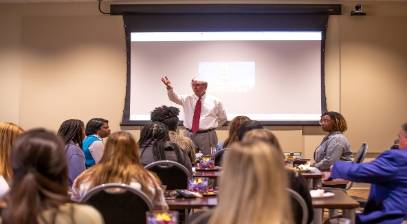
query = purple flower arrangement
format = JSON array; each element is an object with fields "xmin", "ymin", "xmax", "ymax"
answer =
[
  {"xmin": 188, "ymin": 177, "xmax": 209, "ymax": 193},
  {"xmin": 197, "ymin": 156, "xmax": 215, "ymax": 169},
  {"xmin": 146, "ymin": 211, "xmax": 178, "ymax": 224}
]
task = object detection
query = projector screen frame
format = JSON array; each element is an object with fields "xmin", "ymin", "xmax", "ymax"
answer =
[{"xmin": 117, "ymin": 4, "xmax": 341, "ymax": 126}]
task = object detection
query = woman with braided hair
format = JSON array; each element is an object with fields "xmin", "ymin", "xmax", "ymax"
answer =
[
  {"xmin": 57, "ymin": 119, "xmax": 86, "ymax": 187},
  {"xmin": 151, "ymin": 105, "xmax": 197, "ymax": 163},
  {"xmin": 139, "ymin": 121, "xmax": 192, "ymax": 172}
]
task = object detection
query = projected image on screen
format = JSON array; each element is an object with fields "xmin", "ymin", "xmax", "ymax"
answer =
[
  {"xmin": 198, "ymin": 61, "xmax": 255, "ymax": 92},
  {"xmin": 129, "ymin": 31, "xmax": 322, "ymax": 122}
]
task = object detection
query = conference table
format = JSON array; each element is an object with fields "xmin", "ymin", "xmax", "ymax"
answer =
[
  {"xmin": 166, "ymin": 189, "xmax": 359, "ymax": 224},
  {"xmin": 312, "ymin": 189, "xmax": 359, "ymax": 224},
  {"xmin": 192, "ymin": 168, "xmax": 323, "ymax": 189}
]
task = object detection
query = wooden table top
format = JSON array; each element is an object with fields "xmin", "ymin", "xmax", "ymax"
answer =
[
  {"xmin": 166, "ymin": 189, "xmax": 358, "ymax": 210},
  {"xmin": 194, "ymin": 166, "xmax": 221, "ymax": 172},
  {"xmin": 166, "ymin": 196, "xmax": 218, "ymax": 210},
  {"xmin": 193, "ymin": 171, "xmax": 221, "ymax": 177},
  {"xmin": 322, "ymin": 179, "xmax": 350, "ymax": 186},
  {"xmin": 300, "ymin": 172, "xmax": 324, "ymax": 179},
  {"xmin": 192, "ymin": 166, "xmax": 221, "ymax": 178},
  {"xmin": 192, "ymin": 170, "xmax": 323, "ymax": 179},
  {"xmin": 312, "ymin": 189, "xmax": 359, "ymax": 209}
]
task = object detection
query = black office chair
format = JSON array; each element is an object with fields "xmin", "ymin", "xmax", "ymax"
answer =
[
  {"xmin": 323, "ymin": 143, "xmax": 369, "ymax": 188},
  {"xmin": 342, "ymin": 143, "xmax": 369, "ymax": 190},
  {"xmin": 214, "ymin": 149, "xmax": 225, "ymax": 166},
  {"xmin": 81, "ymin": 183, "xmax": 153, "ymax": 224},
  {"xmin": 145, "ymin": 160, "xmax": 191, "ymax": 190},
  {"xmin": 187, "ymin": 209, "xmax": 213, "ymax": 224},
  {"xmin": 324, "ymin": 143, "xmax": 369, "ymax": 210},
  {"xmin": 353, "ymin": 143, "xmax": 368, "ymax": 164},
  {"xmin": 288, "ymin": 188, "xmax": 309, "ymax": 224},
  {"xmin": 347, "ymin": 143, "xmax": 368, "ymax": 208}
]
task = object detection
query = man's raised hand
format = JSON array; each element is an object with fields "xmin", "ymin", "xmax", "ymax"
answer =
[{"xmin": 161, "ymin": 76, "xmax": 173, "ymax": 90}]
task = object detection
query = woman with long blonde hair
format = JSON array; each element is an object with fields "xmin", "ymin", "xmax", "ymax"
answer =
[
  {"xmin": 0, "ymin": 122, "xmax": 24, "ymax": 182},
  {"xmin": 72, "ymin": 131, "xmax": 167, "ymax": 209},
  {"xmin": 243, "ymin": 129, "xmax": 313, "ymax": 224},
  {"xmin": 209, "ymin": 141, "xmax": 292, "ymax": 224}
]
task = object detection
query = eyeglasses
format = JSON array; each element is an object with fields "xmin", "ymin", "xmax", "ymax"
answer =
[
  {"xmin": 192, "ymin": 83, "xmax": 206, "ymax": 87},
  {"xmin": 319, "ymin": 118, "xmax": 331, "ymax": 124}
]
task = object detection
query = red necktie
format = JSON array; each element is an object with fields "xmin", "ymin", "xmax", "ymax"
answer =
[{"xmin": 191, "ymin": 97, "xmax": 202, "ymax": 133}]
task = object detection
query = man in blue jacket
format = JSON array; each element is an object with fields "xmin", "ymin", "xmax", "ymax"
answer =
[{"xmin": 330, "ymin": 122, "xmax": 407, "ymax": 224}]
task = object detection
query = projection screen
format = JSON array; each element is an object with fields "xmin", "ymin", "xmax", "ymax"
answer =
[{"xmin": 129, "ymin": 31, "xmax": 322, "ymax": 123}]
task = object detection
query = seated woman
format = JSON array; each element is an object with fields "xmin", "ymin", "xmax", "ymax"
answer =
[
  {"xmin": 0, "ymin": 122, "xmax": 24, "ymax": 198},
  {"xmin": 314, "ymin": 111, "xmax": 352, "ymax": 171},
  {"xmin": 151, "ymin": 105, "xmax": 197, "ymax": 164},
  {"xmin": 139, "ymin": 121, "xmax": 192, "ymax": 172},
  {"xmin": 237, "ymin": 120, "xmax": 264, "ymax": 141},
  {"xmin": 190, "ymin": 141, "xmax": 292, "ymax": 224},
  {"xmin": 72, "ymin": 131, "xmax": 168, "ymax": 210},
  {"xmin": 1, "ymin": 128, "xmax": 103, "ymax": 224},
  {"xmin": 57, "ymin": 119, "xmax": 86, "ymax": 187},
  {"xmin": 216, "ymin": 116, "xmax": 251, "ymax": 150},
  {"xmin": 243, "ymin": 129, "xmax": 314, "ymax": 224}
]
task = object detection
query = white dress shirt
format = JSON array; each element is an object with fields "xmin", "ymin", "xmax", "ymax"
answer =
[
  {"xmin": 167, "ymin": 89, "xmax": 227, "ymax": 130},
  {"xmin": 88, "ymin": 138, "xmax": 104, "ymax": 163}
]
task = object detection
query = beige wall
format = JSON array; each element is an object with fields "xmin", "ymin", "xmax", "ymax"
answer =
[
  {"xmin": 0, "ymin": 13, "xmax": 22, "ymax": 123},
  {"xmin": 1, "ymin": 1, "xmax": 406, "ymax": 157}
]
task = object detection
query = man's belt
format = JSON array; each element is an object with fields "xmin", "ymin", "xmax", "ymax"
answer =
[{"xmin": 186, "ymin": 128, "xmax": 216, "ymax": 134}]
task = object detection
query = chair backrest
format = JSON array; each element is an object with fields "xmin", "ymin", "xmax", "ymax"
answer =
[
  {"xmin": 287, "ymin": 188, "xmax": 309, "ymax": 224},
  {"xmin": 353, "ymin": 143, "xmax": 368, "ymax": 163},
  {"xmin": 345, "ymin": 143, "xmax": 368, "ymax": 190},
  {"xmin": 81, "ymin": 183, "xmax": 153, "ymax": 224},
  {"xmin": 188, "ymin": 209, "xmax": 213, "ymax": 224},
  {"xmin": 145, "ymin": 160, "xmax": 191, "ymax": 190},
  {"xmin": 214, "ymin": 149, "xmax": 225, "ymax": 166}
]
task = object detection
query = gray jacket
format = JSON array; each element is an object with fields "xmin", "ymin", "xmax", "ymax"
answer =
[{"xmin": 313, "ymin": 132, "xmax": 352, "ymax": 171}]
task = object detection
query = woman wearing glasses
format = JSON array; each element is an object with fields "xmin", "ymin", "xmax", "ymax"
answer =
[{"xmin": 313, "ymin": 111, "xmax": 352, "ymax": 171}]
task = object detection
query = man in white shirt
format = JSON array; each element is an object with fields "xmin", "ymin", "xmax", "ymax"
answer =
[{"xmin": 161, "ymin": 76, "xmax": 227, "ymax": 155}]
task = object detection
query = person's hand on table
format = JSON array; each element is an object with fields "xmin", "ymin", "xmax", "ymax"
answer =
[
  {"xmin": 322, "ymin": 171, "xmax": 332, "ymax": 181},
  {"xmin": 321, "ymin": 164, "xmax": 336, "ymax": 181}
]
